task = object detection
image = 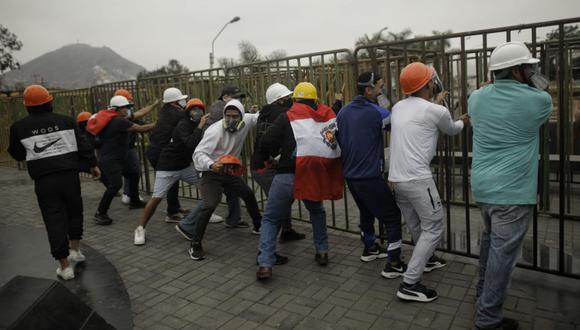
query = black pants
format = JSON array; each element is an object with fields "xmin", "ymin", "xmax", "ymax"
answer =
[
  {"xmin": 146, "ymin": 145, "xmax": 181, "ymax": 214},
  {"xmin": 98, "ymin": 160, "xmax": 139, "ymax": 214},
  {"xmin": 193, "ymin": 172, "xmax": 262, "ymax": 243},
  {"xmin": 34, "ymin": 170, "xmax": 83, "ymax": 260}
]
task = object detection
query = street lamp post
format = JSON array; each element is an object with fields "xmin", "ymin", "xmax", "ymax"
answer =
[{"xmin": 209, "ymin": 16, "xmax": 240, "ymax": 69}]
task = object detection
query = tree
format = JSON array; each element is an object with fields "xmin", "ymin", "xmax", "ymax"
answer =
[
  {"xmin": 265, "ymin": 49, "xmax": 287, "ymax": 61},
  {"xmin": 0, "ymin": 24, "xmax": 22, "ymax": 74},
  {"xmin": 238, "ymin": 40, "xmax": 261, "ymax": 64},
  {"xmin": 545, "ymin": 25, "xmax": 580, "ymax": 41},
  {"xmin": 137, "ymin": 59, "xmax": 189, "ymax": 78}
]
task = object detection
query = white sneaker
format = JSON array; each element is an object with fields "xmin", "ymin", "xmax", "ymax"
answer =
[
  {"xmin": 122, "ymin": 194, "xmax": 145, "ymax": 204},
  {"xmin": 68, "ymin": 249, "xmax": 86, "ymax": 262},
  {"xmin": 209, "ymin": 213, "xmax": 224, "ymax": 223},
  {"xmin": 121, "ymin": 194, "xmax": 131, "ymax": 205},
  {"xmin": 134, "ymin": 226, "xmax": 146, "ymax": 245},
  {"xmin": 56, "ymin": 265, "xmax": 75, "ymax": 280}
]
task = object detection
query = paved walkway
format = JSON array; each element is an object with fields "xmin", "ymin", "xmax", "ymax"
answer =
[{"xmin": 0, "ymin": 166, "xmax": 579, "ymax": 330}]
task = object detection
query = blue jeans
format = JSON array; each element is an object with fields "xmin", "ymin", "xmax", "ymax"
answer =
[
  {"xmin": 475, "ymin": 203, "xmax": 533, "ymax": 328},
  {"xmin": 258, "ymin": 173, "xmax": 328, "ymax": 267}
]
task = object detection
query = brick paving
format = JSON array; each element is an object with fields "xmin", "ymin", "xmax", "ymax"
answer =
[{"xmin": 1, "ymin": 166, "xmax": 579, "ymax": 330}]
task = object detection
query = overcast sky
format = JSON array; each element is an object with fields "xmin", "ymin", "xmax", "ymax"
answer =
[{"xmin": 2, "ymin": 0, "xmax": 579, "ymax": 71}]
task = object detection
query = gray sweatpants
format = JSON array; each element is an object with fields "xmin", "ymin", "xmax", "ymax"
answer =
[{"xmin": 393, "ymin": 178, "xmax": 444, "ymax": 285}]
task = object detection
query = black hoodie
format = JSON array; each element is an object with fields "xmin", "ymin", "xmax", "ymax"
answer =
[
  {"xmin": 156, "ymin": 111, "xmax": 204, "ymax": 171},
  {"xmin": 250, "ymin": 102, "xmax": 291, "ymax": 170},
  {"xmin": 8, "ymin": 103, "xmax": 97, "ymax": 180}
]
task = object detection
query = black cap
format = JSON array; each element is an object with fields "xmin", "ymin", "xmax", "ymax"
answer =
[{"xmin": 220, "ymin": 86, "xmax": 246, "ymax": 100}]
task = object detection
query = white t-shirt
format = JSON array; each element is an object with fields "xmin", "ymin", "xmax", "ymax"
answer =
[{"xmin": 388, "ymin": 96, "xmax": 464, "ymax": 182}]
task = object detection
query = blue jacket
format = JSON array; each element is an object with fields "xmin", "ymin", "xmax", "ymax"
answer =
[{"xmin": 337, "ymin": 95, "xmax": 390, "ymax": 179}]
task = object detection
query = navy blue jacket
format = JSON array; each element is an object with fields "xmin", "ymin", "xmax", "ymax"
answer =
[{"xmin": 336, "ymin": 95, "xmax": 390, "ymax": 179}]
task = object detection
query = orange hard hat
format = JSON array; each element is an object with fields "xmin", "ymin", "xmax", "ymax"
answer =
[
  {"xmin": 23, "ymin": 85, "xmax": 53, "ymax": 107},
  {"xmin": 400, "ymin": 62, "xmax": 433, "ymax": 95},
  {"xmin": 217, "ymin": 155, "xmax": 244, "ymax": 176},
  {"xmin": 114, "ymin": 88, "xmax": 133, "ymax": 101},
  {"xmin": 76, "ymin": 111, "xmax": 92, "ymax": 123},
  {"xmin": 186, "ymin": 98, "xmax": 205, "ymax": 110}
]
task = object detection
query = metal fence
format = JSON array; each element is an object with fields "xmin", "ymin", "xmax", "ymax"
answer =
[{"xmin": 1, "ymin": 17, "xmax": 579, "ymax": 278}]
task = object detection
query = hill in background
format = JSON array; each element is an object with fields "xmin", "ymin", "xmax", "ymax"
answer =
[{"xmin": 1, "ymin": 43, "xmax": 145, "ymax": 90}]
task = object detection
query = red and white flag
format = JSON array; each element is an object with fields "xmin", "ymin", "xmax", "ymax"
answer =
[{"xmin": 287, "ymin": 102, "xmax": 343, "ymax": 201}]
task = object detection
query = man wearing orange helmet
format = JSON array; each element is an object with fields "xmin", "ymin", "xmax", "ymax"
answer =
[
  {"xmin": 190, "ymin": 99, "xmax": 262, "ymax": 260},
  {"xmin": 8, "ymin": 85, "xmax": 100, "ymax": 280},
  {"xmin": 113, "ymin": 89, "xmax": 158, "ymax": 206},
  {"xmin": 389, "ymin": 62, "xmax": 468, "ymax": 302}
]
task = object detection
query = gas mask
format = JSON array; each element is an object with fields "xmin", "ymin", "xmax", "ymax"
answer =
[
  {"xmin": 223, "ymin": 118, "xmax": 245, "ymax": 133},
  {"xmin": 190, "ymin": 109, "xmax": 203, "ymax": 122},
  {"xmin": 178, "ymin": 99, "xmax": 187, "ymax": 109},
  {"xmin": 432, "ymin": 69, "xmax": 445, "ymax": 96},
  {"xmin": 522, "ymin": 64, "xmax": 549, "ymax": 91},
  {"xmin": 280, "ymin": 98, "xmax": 293, "ymax": 108},
  {"xmin": 377, "ymin": 93, "xmax": 391, "ymax": 109}
]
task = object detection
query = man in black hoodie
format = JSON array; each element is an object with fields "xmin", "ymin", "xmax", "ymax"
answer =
[
  {"xmin": 8, "ymin": 85, "xmax": 100, "ymax": 280},
  {"xmin": 251, "ymin": 83, "xmax": 305, "ymax": 242},
  {"xmin": 146, "ymin": 87, "xmax": 190, "ymax": 222},
  {"xmin": 134, "ymin": 98, "xmax": 223, "ymax": 245}
]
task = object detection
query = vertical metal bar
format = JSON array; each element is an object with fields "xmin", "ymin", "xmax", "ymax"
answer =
[
  {"xmin": 460, "ymin": 36, "xmax": 472, "ymax": 255},
  {"xmin": 531, "ymin": 27, "xmax": 539, "ymax": 268},
  {"xmin": 557, "ymin": 23, "xmax": 566, "ymax": 273}
]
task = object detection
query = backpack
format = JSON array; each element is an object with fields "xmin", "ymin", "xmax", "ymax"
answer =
[{"xmin": 86, "ymin": 109, "xmax": 122, "ymax": 135}]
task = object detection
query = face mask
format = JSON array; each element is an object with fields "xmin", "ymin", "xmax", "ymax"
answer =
[
  {"xmin": 126, "ymin": 109, "xmax": 133, "ymax": 118},
  {"xmin": 522, "ymin": 65, "xmax": 549, "ymax": 91},
  {"xmin": 224, "ymin": 118, "xmax": 244, "ymax": 132},
  {"xmin": 191, "ymin": 109, "xmax": 203, "ymax": 122},
  {"xmin": 432, "ymin": 70, "xmax": 445, "ymax": 96},
  {"xmin": 281, "ymin": 98, "xmax": 293, "ymax": 108},
  {"xmin": 377, "ymin": 94, "xmax": 391, "ymax": 109},
  {"xmin": 178, "ymin": 99, "xmax": 187, "ymax": 108}
]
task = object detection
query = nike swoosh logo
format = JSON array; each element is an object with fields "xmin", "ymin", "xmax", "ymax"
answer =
[{"xmin": 33, "ymin": 138, "xmax": 61, "ymax": 153}]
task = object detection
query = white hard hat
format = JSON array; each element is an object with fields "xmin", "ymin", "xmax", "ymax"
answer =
[
  {"xmin": 489, "ymin": 41, "xmax": 540, "ymax": 71},
  {"xmin": 109, "ymin": 95, "xmax": 133, "ymax": 109},
  {"xmin": 162, "ymin": 87, "xmax": 188, "ymax": 103},
  {"xmin": 265, "ymin": 83, "xmax": 293, "ymax": 105}
]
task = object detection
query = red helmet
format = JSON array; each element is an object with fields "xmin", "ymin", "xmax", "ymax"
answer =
[
  {"xmin": 114, "ymin": 88, "xmax": 133, "ymax": 101},
  {"xmin": 186, "ymin": 98, "xmax": 205, "ymax": 111},
  {"xmin": 400, "ymin": 62, "xmax": 433, "ymax": 95},
  {"xmin": 23, "ymin": 85, "xmax": 53, "ymax": 107},
  {"xmin": 76, "ymin": 111, "xmax": 92, "ymax": 123},
  {"xmin": 217, "ymin": 155, "xmax": 244, "ymax": 176}
]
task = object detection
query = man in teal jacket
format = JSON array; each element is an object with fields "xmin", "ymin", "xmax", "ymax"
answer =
[{"xmin": 469, "ymin": 41, "xmax": 552, "ymax": 330}]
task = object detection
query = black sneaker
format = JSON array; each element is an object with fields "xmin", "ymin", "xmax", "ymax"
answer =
[
  {"xmin": 424, "ymin": 254, "xmax": 447, "ymax": 273},
  {"xmin": 189, "ymin": 242, "xmax": 204, "ymax": 261},
  {"xmin": 397, "ymin": 281, "xmax": 438, "ymax": 302},
  {"xmin": 279, "ymin": 229, "xmax": 306, "ymax": 243},
  {"xmin": 360, "ymin": 242, "xmax": 388, "ymax": 262},
  {"xmin": 175, "ymin": 224, "xmax": 193, "ymax": 241},
  {"xmin": 381, "ymin": 260, "xmax": 406, "ymax": 279},
  {"xmin": 178, "ymin": 207, "xmax": 190, "ymax": 214},
  {"xmin": 129, "ymin": 200, "xmax": 147, "ymax": 209},
  {"xmin": 252, "ymin": 227, "xmax": 261, "ymax": 235},
  {"xmin": 224, "ymin": 221, "xmax": 250, "ymax": 228},
  {"xmin": 477, "ymin": 317, "xmax": 519, "ymax": 330},
  {"xmin": 256, "ymin": 252, "xmax": 289, "ymax": 265},
  {"xmin": 165, "ymin": 213, "xmax": 182, "ymax": 223},
  {"xmin": 315, "ymin": 253, "xmax": 329, "ymax": 266},
  {"xmin": 94, "ymin": 213, "xmax": 112, "ymax": 225}
]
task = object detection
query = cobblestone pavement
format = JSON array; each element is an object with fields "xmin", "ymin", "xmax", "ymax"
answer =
[{"xmin": 1, "ymin": 166, "xmax": 579, "ymax": 330}]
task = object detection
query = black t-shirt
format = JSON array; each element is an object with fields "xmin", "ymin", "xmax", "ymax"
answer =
[{"xmin": 98, "ymin": 117, "xmax": 133, "ymax": 162}]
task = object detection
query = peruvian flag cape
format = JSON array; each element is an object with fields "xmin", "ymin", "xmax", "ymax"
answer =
[{"xmin": 287, "ymin": 102, "xmax": 344, "ymax": 201}]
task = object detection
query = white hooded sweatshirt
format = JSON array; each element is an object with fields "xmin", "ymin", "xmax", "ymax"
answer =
[{"xmin": 193, "ymin": 99, "xmax": 258, "ymax": 172}]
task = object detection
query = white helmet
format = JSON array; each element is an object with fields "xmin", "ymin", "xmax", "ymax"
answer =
[
  {"xmin": 489, "ymin": 41, "xmax": 539, "ymax": 71},
  {"xmin": 265, "ymin": 83, "xmax": 293, "ymax": 105},
  {"xmin": 109, "ymin": 95, "xmax": 132, "ymax": 109},
  {"xmin": 162, "ymin": 87, "xmax": 188, "ymax": 103}
]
